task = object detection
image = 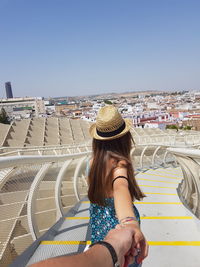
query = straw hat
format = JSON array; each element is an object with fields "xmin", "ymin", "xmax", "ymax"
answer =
[{"xmin": 89, "ymin": 105, "xmax": 131, "ymax": 140}]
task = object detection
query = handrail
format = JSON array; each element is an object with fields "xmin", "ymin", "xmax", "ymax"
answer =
[
  {"xmin": 0, "ymin": 150, "xmax": 92, "ymax": 262},
  {"xmin": 1, "ymin": 141, "xmax": 200, "ymax": 158},
  {"xmin": 0, "ymin": 144, "xmax": 177, "ymax": 265},
  {"xmin": 0, "ymin": 142, "xmax": 91, "ymax": 151},
  {"xmin": 0, "ymin": 152, "xmax": 90, "ymax": 169},
  {"xmin": 167, "ymin": 148, "xmax": 200, "ymax": 219},
  {"xmin": 0, "ymin": 144, "xmax": 92, "ymax": 156},
  {"xmin": 167, "ymin": 147, "xmax": 200, "ymax": 159},
  {"xmin": 1, "ymin": 130, "xmax": 200, "ymax": 154}
]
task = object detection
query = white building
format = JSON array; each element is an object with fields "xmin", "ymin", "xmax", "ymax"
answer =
[
  {"xmin": 0, "ymin": 97, "xmax": 46, "ymax": 119},
  {"xmin": 144, "ymin": 121, "xmax": 169, "ymax": 130},
  {"xmin": 147, "ymin": 102, "xmax": 160, "ymax": 110}
]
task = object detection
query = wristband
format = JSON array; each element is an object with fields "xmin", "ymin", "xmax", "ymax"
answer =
[
  {"xmin": 120, "ymin": 216, "xmax": 138, "ymax": 226},
  {"xmin": 89, "ymin": 241, "xmax": 120, "ymax": 267}
]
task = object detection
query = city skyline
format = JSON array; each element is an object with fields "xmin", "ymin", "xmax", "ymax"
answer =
[{"xmin": 0, "ymin": 0, "xmax": 200, "ymax": 98}]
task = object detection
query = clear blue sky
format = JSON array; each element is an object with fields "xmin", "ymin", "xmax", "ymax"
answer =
[{"xmin": 0, "ymin": 0, "xmax": 200, "ymax": 98}]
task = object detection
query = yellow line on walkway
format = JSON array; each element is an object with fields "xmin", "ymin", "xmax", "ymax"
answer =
[
  {"xmin": 151, "ymin": 167, "xmax": 180, "ymax": 173},
  {"xmin": 80, "ymin": 192, "xmax": 177, "ymax": 197},
  {"xmin": 136, "ymin": 178, "xmax": 178, "ymax": 184},
  {"xmin": 140, "ymin": 185, "xmax": 176, "ymax": 189},
  {"xmin": 153, "ymin": 175, "xmax": 181, "ymax": 180},
  {"xmin": 65, "ymin": 215, "xmax": 191, "ymax": 220},
  {"xmin": 41, "ymin": 240, "xmax": 200, "ymax": 246},
  {"xmin": 141, "ymin": 173, "xmax": 181, "ymax": 180},
  {"xmin": 148, "ymin": 241, "xmax": 200, "ymax": 246},
  {"xmin": 151, "ymin": 168, "xmax": 181, "ymax": 173},
  {"xmin": 81, "ymin": 201, "xmax": 181, "ymax": 204},
  {"xmin": 134, "ymin": 202, "xmax": 181, "ymax": 204},
  {"xmin": 141, "ymin": 216, "xmax": 192, "ymax": 219},
  {"xmin": 144, "ymin": 192, "xmax": 176, "ymax": 195},
  {"xmin": 152, "ymin": 170, "xmax": 182, "ymax": 177},
  {"xmin": 41, "ymin": 241, "xmax": 91, "ymax": 245},
  {"xmin": 66, "ymin": 217, "xmax": 90, "ymax": 220}
]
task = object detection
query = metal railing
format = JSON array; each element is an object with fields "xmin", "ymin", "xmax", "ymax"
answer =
[
  {"xmin": 0, "ymin": 152, "xmax": 90, "ymax": 266},
  {"xmin": 0, "ymin": 143, "xmax": 91, "ymax": 157},
  {"xmin": 167, "ymin": 147, "xmax": 200, "ymax": 220},
  {"xmin": 133, "ymin": 132, "xmax": 200, "ymax": 146},
  {"xmin": 2, "ymin": 130, "xmax": 200, "ymax": 157},
  {"xmin": 0, "ymin": 143, "xmax": 183, "ymax": 266}
]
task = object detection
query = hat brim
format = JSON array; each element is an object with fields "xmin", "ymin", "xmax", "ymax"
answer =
[{"xmin": 89, "ymin": 119, "xmax": 132, "ymax": 140}]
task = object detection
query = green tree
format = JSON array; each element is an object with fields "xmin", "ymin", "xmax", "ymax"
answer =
[
  {"xmin": 183, "ymin": 125, "xmax": 192, "ymax": 130},
  {"xmin": 0, "ymin": 108, "xmax": 10, "ymax": 124},
  {"xmin": 104, "ymin": 100, "xmax": 112, "ymax": 105},
  {"xmin": 165, "ymin": 124, "xmax": 178, "ymax": 130}
]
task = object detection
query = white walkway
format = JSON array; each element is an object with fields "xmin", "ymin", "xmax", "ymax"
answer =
[
  {"xmin": 12, "ymin": 167, "xmax": 200, "ymax": 267},
  {"xmin": 136, "ymin": 167, "xmax": 200, "ymax": 267}
]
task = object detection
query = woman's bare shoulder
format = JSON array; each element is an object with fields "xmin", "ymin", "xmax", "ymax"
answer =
[
  {"xmin": 117, "ymin": 160, "xmax": 128, "ymax": 168},
  {"xmin": 113, "ymin": 162, "xmax": 128, "ymax": 178}
]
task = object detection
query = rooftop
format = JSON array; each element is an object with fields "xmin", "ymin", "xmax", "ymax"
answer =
[{"xmin": 0, "ymin": 119, "xmax": 200, "ymax": 266}]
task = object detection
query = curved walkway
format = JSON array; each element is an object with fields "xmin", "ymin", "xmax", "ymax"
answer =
[
  {"xmin": 137, "ymin": 167, "xmax": 200, "ymax": 267},
  {"xmin": 12, "ymin": 167, "xmax": 200, "ymax": 267}
]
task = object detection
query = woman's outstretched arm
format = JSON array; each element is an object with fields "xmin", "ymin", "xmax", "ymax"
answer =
[
  {"xmin": 112, "ymin": 167, "xmax": 137, "ymax": 222},
  {"xmin": 113, "ymin": 167, "xmax": 148, "ymax": 264}
]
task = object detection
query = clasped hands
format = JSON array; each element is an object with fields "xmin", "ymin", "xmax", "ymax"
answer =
[{"xmin": 104, "ymin": 224, "xmax": 149, "ymax": 267}]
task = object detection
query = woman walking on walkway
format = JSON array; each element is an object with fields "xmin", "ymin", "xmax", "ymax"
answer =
[{"xmin": 87, "ymin": 105, "xmax": 148, "ymax": 266}]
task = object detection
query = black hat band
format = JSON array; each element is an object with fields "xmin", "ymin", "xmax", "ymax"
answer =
[{"xmin": 96, "ymin": 122, "xmax": 126, "ymax": 137}]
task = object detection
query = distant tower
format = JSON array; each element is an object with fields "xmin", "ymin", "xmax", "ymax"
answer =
[{"xmin": 5, "ymin": 82, "xmax": 13, "ymax": 98}]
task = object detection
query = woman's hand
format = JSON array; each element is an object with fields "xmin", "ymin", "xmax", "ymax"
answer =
[
  {"xmin": 117, "ymin": 223, "xmax": 149, "ymax": 265},
  {"xmin": 128, "ymin": 224, "xmax": 148, "ymax": 264},
  {"xmin": 104, "ymin": 226, "xmax": 136, "ymax": 267}
]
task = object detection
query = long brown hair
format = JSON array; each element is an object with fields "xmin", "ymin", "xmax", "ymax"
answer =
[{"xmin": 88, "ymin": 131, "xmax": 145, "ymax": 206}]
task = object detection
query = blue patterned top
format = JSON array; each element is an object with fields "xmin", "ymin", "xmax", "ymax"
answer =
[{"xmin": 89, "ymin": 198, "xmax": 140, "ymax": 243}]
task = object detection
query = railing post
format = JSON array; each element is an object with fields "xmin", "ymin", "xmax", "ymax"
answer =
[
  {"xmin": 73, "ymin": 156, "xmax": 88, "ymax": 201},
  {"xmin": 27, "ymin": 163, "xmax": 52, "ymax": 240},
  {"xmin": 55, "ymin": 159, "xmax": 72, "ymax": 219},
  {"xmin": 152, "ymin": 146, "xmax": 161, "ymax": 166},
  {"xmin": 140, "ymin": 146, "xmax": 148, "ymax": 169}
]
